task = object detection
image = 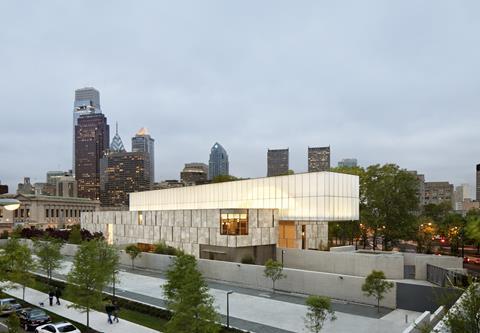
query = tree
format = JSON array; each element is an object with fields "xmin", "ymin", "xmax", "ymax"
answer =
[
  {"xmin": 466, "ymin": 210, "xmax": 480, "ymax": 254},
  {"xmin": 34, "ymin": 238, "xmax": 63, "ymax": 286},
  {"xmin": 304, "ymin": 295, "xmax": 336, "ymax": 333},
  {"xmin": 3, "ymin": 238, "xmax": 36, "ymax": 300},
  {"xmin": 65, "ymin": 240, "xmax": 117, "ymax": 328},
  {"xmin": 125, "ymin": 244, "xmax": 141, "ymax": 269},
  {"xmin": 361, "ymin": 270, "xmax": 394, "ymax": 312},
  {"xmin": 444, "ymin": 282, "xmax": 480, "ymax": 333},
  {"xmin": 163, "ymin": 254, "xmax": 220, "ymax": 333},
  {"xmin": 68, "ymin": 226, "xmax": 82, "ymax": 244},
  {"xmin": 264, "ymin": 259, "xmax": 286, "ymax": 293},
  {"xmin": 6, "ymin": 313, "xmax": 20, "ymax": 333}
]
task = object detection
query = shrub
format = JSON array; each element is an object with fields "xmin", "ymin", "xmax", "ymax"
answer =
[
  {"xmin": 0, "ymin": 230, "xmax": 9, "ymax": 239},
  {"xmin": 241, "ymin": 255, "xmax": 255, "ymax": 264},
  {"xmin": 154, "ymin": 241, "xmax": 178, "ymax": 256}
]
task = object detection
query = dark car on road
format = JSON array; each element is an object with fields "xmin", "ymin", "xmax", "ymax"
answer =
[{"xmin": 18, "ymin": 308, "xmax": 52, "ymax": 331}]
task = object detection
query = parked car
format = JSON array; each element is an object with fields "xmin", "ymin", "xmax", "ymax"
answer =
[
  {"xmin": 464, "ymin": 256, "xmax": 480, "ymax": 265},
  {"xmin": 19, "ymin": 307, "xmax": 51, "ymax": 331},
  {"xmin": 0, "ymin": 298, "xmax": 22, "ymax": 315},
  {"xmin": 35, "ymin": 322, "xmax": 81, "ymax": 333}
]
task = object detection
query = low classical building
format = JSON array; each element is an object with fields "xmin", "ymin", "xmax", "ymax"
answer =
[
  {"xmin": 81, "ymin": 171, "xmax": 359, "ymax": 263},
  {"xmin": 0, "ymin": 194, "xmax": 99, "ymax": 232}
]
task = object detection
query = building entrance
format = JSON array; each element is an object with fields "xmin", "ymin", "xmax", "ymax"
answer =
[{"xmin": 278, "ymin": 221, "xmax": 296, "ymax": 248}]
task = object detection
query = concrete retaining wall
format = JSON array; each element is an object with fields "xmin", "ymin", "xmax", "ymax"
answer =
[
  {"xmin": 276, "ymin": 248, "xmax": 404, "ymax": 279},
  {"xmin": 329, "ymin": 245, "xmax": 356, "ymax": 252},
  {"xmin": 402, "ymin": 253, "xmax": 463, "ymax": 280}
]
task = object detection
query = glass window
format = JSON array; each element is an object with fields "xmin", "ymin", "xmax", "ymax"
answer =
[
  {"xmin": 138, "ymin": 211, "xmax": 143, "ymax": 225},
  {"xmin": 220, "ymin": 209, "xmax": 248, "ymax": 235}
]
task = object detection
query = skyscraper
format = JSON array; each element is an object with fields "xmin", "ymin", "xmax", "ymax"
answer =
[
  {"xmin": 477, "ymin": 164, "xmax": 480, "ymax": 201},
  {"xmin": 75, "ymin": 113, "xmax": 109, "ymax": 200},
  {"xmin": 132, "ymin": 128, "xmax": 155, "ymax": 184},
  {"xmin": 72, "ymin": 87, "xmax": 102, "ymax": 175},
  {"xmin": 267, "ymin": 148, "xmax": 289, "ymax": 177},
  {"xmin": 208, "ymin": 142, "xmax": 229, "ymax": 180},
  {"xmin": 308, "ymin": 146, "xmax": 330, "ymax": 172},
  {"xmin": 110, "ymin": 123, "xmax": 126, "ymax": 152},
  {"xmin": 100, "ymin": 151, "xmax": 151, "ymax": 207}
]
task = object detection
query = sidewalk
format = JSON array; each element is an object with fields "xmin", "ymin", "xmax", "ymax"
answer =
[{"xmin": 4, "ymin": 285, "xmax": 159, "ymax": 333}]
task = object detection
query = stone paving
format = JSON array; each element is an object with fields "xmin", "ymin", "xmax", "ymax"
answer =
[{"xmin": 49, "ymin": 259, "xmax": 421, "ymax": 333}]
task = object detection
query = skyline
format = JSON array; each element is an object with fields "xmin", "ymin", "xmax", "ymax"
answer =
[{"xmin": 1, "ymin": 1, "xmax": 479, "ymax": 194}]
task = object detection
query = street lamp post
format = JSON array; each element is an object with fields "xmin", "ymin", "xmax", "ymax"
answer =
[{"xmin": 226, "ymin": 290, "xmax": 233, "ymax": 328}]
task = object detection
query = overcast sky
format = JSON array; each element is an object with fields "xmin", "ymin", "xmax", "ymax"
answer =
[{"xmin": 1, "ymin": 1, "xmax": 479, "ymax": 196}]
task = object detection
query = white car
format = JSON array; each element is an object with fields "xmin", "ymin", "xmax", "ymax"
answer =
[{"xmin": 35, "ymin": 322, "xmax": 81, "ymax": 333}]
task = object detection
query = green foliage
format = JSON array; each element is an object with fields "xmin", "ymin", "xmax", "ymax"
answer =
[
  {"xmin": 444, "ymin": 283, "xmax": 480, "ymax": 333},
  {"xmin": 163, "ymin": 254, "xmax": 220, "ymax": 333},
  {"xmin": 68, "ymin": 226, "xmax": 82, "ymax": 244},
  {"xmin": 332, "ymin": 165, "xmax": 419, "ymax": 250},
  {"xmin": 34, "ymin": 238, "xmax": 64, "ymax": 286},
  {"xmin": 3, "ymin": 238, "xmax": 36, "ymax": 300},
  {"xmin": 125, "ymin": 244, "xmax": 142, "ymax": 269},
  {"xmin": 362, "ymin": 270, "xmax": 394, "ymax": 312},
  {"xmin": 304, "ymin": 295, "xmax": 336, "ymax": 333},
  {"xmin": 241, "ymin": 255, "xmax": 255, "ymax": 265},
  {"xmin": 264, "ymin": 259, "xmax": 286, "ymax": 292},
  {"xmin": 6, "ymin": 312, "xmax": 20, "ymax": 333},
  {"xmin": 65, "ymin": 239, "xmax": 119, "ymax": 328},
  {"xmin": 211, "ymin": 175, "xmax": 238, "ymax": 183},
  {"xmin": 466, "ymin": 212, "xmax": 480, "ymax": 245},
  {"xmin": 0, "ymin": 230, "xmax": 9, "ymax": 239},
  {"xmin": 154, "ymin": 241, "xmax": 178, "ymax": 255}
]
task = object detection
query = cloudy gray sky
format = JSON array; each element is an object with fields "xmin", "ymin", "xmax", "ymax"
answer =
[{"xmin": 1, "ymin": 1, "xmax": 479, "ymax": 195}]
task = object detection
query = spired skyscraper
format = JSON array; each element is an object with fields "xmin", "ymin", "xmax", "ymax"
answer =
[
  {"xmin": 132, "ymin": 128, "xmax": 155, "ymax": 184},
  {"xmin": 208, "ymin": 142, "xmax": 229, "ymax": 180},
  {"xmin": 72, "ymin": 87, "xmax": 102, "ymax": 175}
]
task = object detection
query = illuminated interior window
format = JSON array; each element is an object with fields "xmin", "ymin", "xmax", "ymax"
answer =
[
  {"xmin": 138, "ymin": 211, "xmax": 143, "ymax": 225},
  {"xmin": 220, "ymin": 209, "xmax": 248, "ymax": 235}
]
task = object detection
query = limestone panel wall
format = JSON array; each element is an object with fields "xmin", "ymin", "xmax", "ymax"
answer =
[{"xmin": 81, "ymin": 208, "xmax": 278, "ymax": 258}]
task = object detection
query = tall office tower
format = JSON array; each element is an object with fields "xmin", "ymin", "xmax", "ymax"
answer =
[
  {"xmin": 454, "ymin": 183, "xmax": 470, "ymax": 211},
  {"xmin": 477, "ymin": 164, "xmax": 480, "ymax": 201},
  {"xmin": 338, "ymin": 158, "xmax": 358, "ymax": 168},
  {"xmin": 100, "ymin": 151, "xmax": 151, "ymax": 207},
  {"xmin": 75, "ymin": 113, "xmax": 109, "ymax": 200},
  {"xmin": 267, "ymin": 148, "xmax": 289, "ymax": 177},
  {"xmin": 132, "ymin": 128, "xmax": 155, "ymax": 183},
  {"xmin": 208, "ymin": 142, "xmax": 229, "ymax": 180},
  {"xmin": 72, "ymin": 87, "xmax": 102, "ymax": 175},
  {"xmin": 308, "ymin": 146, "xmax": 330, "ymax": 172},
  {"xmin": 181, "ymin": 163, "xmax": 209, "ymax": 185},
  {"xmin": 110, "ymin": 123, "xmax": 126, "ymax": 152}
]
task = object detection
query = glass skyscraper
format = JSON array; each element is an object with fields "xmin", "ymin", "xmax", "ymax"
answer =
[
  {"xmin": 132, "ymin": 128, "xmax": 155, "ymax": 184},
  {"xmin": 208, "ymin": 142, "xmax": 229, "ymax": 180},
  {"xmin": 72, "ymin": 87, "xmax": 102, "ymax": 175}
]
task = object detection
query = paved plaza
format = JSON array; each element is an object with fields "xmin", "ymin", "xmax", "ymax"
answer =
[{"xmin": 49, "ymin": 259, "xmax": 421, "ymax": 333}]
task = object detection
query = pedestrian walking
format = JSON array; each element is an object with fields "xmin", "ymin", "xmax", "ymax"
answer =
[
  {"xmin": 48, "ymin": 290, "xmax": 54, "ymax": 306},
  {"xmin": 55, "ymin": 287, "xmax": 62, "ymax": 305},
  {"xmin": 105, "ymin": 303, "xmax": 114, "ymax": 324},
  {"xmin": 113, "ymin": 301, "xmax": 120, "ymax": 323}
]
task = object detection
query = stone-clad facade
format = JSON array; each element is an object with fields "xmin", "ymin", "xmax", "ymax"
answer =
[{"xmin": 82, "ymin": 209, "xmax": 277, "ymax": 257}]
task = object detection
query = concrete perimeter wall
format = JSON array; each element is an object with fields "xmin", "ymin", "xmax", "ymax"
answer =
[
  {"xmin": 277, "ymin": 248, "xmax": 404, "ymax": 279},
  {"xmin": 53, "ymin": 244, "xmax": 396, "ymax": 308},
  {"xmin": 402, "ymin": 253, "xmax": 463, "ymax": 280}
]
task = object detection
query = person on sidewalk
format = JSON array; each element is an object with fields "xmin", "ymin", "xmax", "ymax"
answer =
[
  {"xmin": 55, "ymin": 287, "xmax": 62, "ymax": 305},
  {"xmin": 48, "ymin": 290, "xmax": 54, "ymax": 306},
  {"xmin": 112, "ymin": 301, "xmax": 120, "ymax": 323},
  {"xmin": 105, "ymin": 303, "xmax": 114, "ymax": 324}
]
